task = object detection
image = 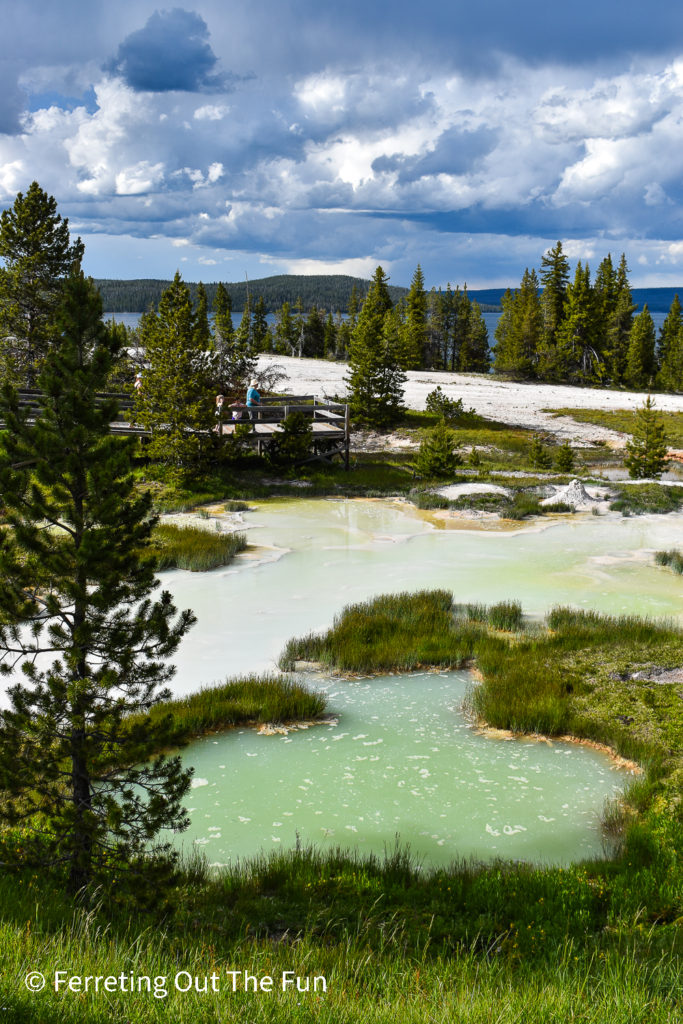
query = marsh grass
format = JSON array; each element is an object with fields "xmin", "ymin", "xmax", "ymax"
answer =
[
  {"xmin": 654, "ymin": 548, "xmax": 683, "ymax": 573},
  {"xmin": 124, "ymin": 675, "xmax": 327, "ymax": 747},
  {"xmin": 609, "ymin": 484, "xmax": 683, "ymax": 515},
  {"xmin": 149, "ymin": 523, "xmax": 247, "ymax": 571}
]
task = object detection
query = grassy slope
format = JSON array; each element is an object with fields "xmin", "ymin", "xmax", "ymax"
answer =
[{"xmin": 1, "ymin": 593, "xmax": 682, "ymax": 1021}]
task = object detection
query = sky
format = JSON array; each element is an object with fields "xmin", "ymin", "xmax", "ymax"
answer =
[{"xmin": 2, "ymin": 0, "xmax": 683, "ymax": 289}]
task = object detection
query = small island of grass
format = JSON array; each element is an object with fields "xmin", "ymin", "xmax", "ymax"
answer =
[{"xmin": 149, "ymin": 522, "xmax": 248, "ymax": 571}]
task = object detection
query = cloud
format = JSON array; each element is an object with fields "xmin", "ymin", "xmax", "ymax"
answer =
[{"xmin": 107, "ymin": 8, "xmax": 236, "ymax": 92}]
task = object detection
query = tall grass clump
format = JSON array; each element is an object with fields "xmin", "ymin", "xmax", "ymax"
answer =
[
  {"xmin": 280, "ymin": 590, "xmax": 480, "ymax": 673},
  {"xmin": 150, "ymin": 523, "xmax": 247, "ymax": 571},
  {"xmin": 123, "ymin": 675, "xmax": 327, "ymax": 748},
  {"xmin": 487, "ymin": 600, "xmax": 524, "ymax": 631},
  {"xmin": 654, "ymin": 549, "xmax": 683, "ymax": 574}
]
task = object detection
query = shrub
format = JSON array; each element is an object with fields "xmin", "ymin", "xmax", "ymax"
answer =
[
  {"xmin": 266, "ymin": 411, "xmax": 314, "ymax": 465},
  {"xmin": 425, "ymin": 386, "xmax": 477, "ymax": 423}
]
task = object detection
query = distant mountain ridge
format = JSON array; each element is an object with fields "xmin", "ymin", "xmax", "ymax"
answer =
[
  {"xmin": 93, "ymin": 275, "xmax": 683, "ymax": 316},
  {"xmin": 94, "ymin": 274, "xmax": 498, "ymax": 314}
]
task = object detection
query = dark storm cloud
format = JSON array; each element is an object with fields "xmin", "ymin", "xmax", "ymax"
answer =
[{"xmin": 106, "ymin": 8, "xmax": 239, "ymax": 92}]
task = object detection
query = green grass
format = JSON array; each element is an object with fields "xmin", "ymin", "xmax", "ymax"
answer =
[
  {"xmin": 548, "ymin": 406, "xmax": 683, "ymax": 447},
  {"xmin": 655, "ymin": 549, "xmax": 683, "ymax": 574},
  {"xmin": 143, "ymin": 674, "xmax": 327, "ymax": 740},
  {"xmin": 149, "ymin": 523, "xmax": 248, "ymax": 570},
  {"xmin": 609, "ymin": 484, "xmax": 683, "ymax": 515},
  {"xmin": 2, "ymin": 592, "xmax": 682, "ymax": 1022}
]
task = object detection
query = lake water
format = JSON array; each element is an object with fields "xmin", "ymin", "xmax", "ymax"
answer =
[
  {"xmin": 159, "ymin": 498, "xmax": 683, "ymax": 868},
  {"xmin": 106, "ymin": 310, "xmax": 668, "ymax": 336}
]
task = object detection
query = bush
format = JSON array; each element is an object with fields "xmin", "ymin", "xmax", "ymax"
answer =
[
  {"xmin": 266, "ymin": 411, "xmax": 314, "ymax": 465},
  {"xmin": 425, "ymin": 386, "xmax": 477, "ymax": 423}
]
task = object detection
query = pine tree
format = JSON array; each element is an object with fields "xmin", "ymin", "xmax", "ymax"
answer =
[
  {"xmin": 605, "ymin": 255, "xmax": 637, "ymax": 384},
  {"xmin": 302, "ymin": 305, "xmax": 325, "ymax": 358},
  {"xmin": 624, "ymin": 395, "xmax": 668, "ymax": 479},
  {"xmin": 346, "ymin": 268, "xmax": 405, "ymax": 427},
  {"xmin": 135, "ymin": 272, "xmax": 216, "ymax": 470},
  {"xmin": 415, "ymin": 420, "xmax": 462, "ymax": 478},
  {"xmin": 323, "ymin": 311, "xmax": 337, "ymax": 358},
  {"xmin": 234, "ymin": 294, "xmax": 252, "ymax": 353},
  {"xmin": 0, "ymin": 271, "xmax": 194, "ymax": 899},
  {"xmin": 625, "ymin": 305, "xmax": 656, "ymax": 390},
  {"xmin": 193, "ymin": 282, "xmax": 211, "ymax": 349},
  {"xmin": 0, "ymin": 182, "xmax": 84, "ymax": 386},
  {"xmin": 553, "ymin": 262, "xmax": 600, "ymax": 383},
  {"xmin": 493, "ymin": 271, "xmax": 541, "ymax": 378},
  {"xmin": 458, "ymin": 299, "xmax": 491, "ymax": 373},
  {"xmin": 251, "ymin": 296, "xmax": 270, "ymax": 353},
  {"xmin": 528, "ymin": 436, "xmax": 553, "ymax": 470},
  {"xmin": 213, "ymin": 282, "xmax": 234, "ymax": 354},
  {"xmin": 274, "ymin": 301, "xmax": 298, "ymax": 355},
  {"xmin": 538, "ymin": 241, "xmax": 570, "ymax": 380},
  {"xmin": 554, "ymin": 441, "xmax": 575, "ymax": 473},
  {"xmin": 212, "ymin": 283, "xmax": 255, "ymax": 401},
  {"xmin": 657, "ymin": 294, "xmax": 683, "ymax": 392},
  {"xmin": 398, "ymin": 264, "xmax": 428, "ymax": 369}
]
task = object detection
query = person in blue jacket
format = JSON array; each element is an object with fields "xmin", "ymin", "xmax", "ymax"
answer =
[{"xmin": 246, "ymin": 378, "xmax": 260, "ymax": 421}]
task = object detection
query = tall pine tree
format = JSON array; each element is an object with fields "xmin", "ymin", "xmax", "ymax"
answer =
[
  {"xmin": 0, "ymin": 182, "xmax": 84, "ymax": 386},
  {"xmin": 346, "ymin": 267, "xmax": 405, "ymax": 427},
  {"xmin": 0, "ymin": 271, "xmax": 193, "ymax": 899},
  {"xmin": 135, "ymin": 272, "xmax": 216, "ymax": 470}
]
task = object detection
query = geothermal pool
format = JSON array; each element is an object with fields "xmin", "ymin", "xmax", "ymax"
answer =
[{"xmin": 159, "ymin": 498, "xmax": 683, "ymax": 867}]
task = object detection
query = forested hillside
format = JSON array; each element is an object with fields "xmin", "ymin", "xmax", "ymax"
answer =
[{"xmin": 94, "ymin": 275, "xmax": 407, "ymax": 313}]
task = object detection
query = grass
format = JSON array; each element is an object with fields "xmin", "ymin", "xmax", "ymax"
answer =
[
  {"xmin": 145, "ymin": 674, "xmax": 327, "ymax": 738},
  {"xmin": 1, "ymin": 591, "xmax": 682, "ymax": 1022},
  {"xmin": 608, "ymin": 484, "xmax": 683, "ymax": 515},
  {"xmin": 280, "ymin": 591, "xmax": 683, "ymax": 804},
  {"xmin": 149, "ymin": 523, "xmax": 248, "ymax": 571},
  {"xmin": 548, "ymin": 407, "xmax": 683, "ymax": 447},
  {"xmin": 655, "ymin": 549, "xmax": 683, "ymax": 574},
  {"xmin": 117, "ymin": 675, "xmax": 328, "ymax": 754}
]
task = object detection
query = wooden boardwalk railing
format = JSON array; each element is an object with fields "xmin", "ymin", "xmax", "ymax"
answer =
[{"xmin": 2, "ymin": 391, "xmax": 351, "ymax": 468}]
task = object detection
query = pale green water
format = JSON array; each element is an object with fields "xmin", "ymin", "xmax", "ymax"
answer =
[
  {"xmin": 182, "ymin": 670, "xmax": 626, "ymax": 868},
  {"xmin": 167, "ymin": 499, "xmax": 683, "ymax": 688},
  {"xmin": 161, "ymin": 499, "xmax": 683, "ymax": 867}
]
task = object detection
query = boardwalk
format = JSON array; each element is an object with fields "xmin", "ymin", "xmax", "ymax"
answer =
[{"xmin": 4, "ymin": 391, "xmax": 351, "ymax": 468}]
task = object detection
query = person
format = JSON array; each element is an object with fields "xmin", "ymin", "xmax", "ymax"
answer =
[
  {"xmin": 214, "ymin": 394, "xmax": 224, "ymax": 433},
  {"xmin": 134, "ymin": 371, "xmax": 142, "ymax": 391},
  {"xmin": 246, "ymin": 378, "xmax": 261, "ymax": 421}
]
